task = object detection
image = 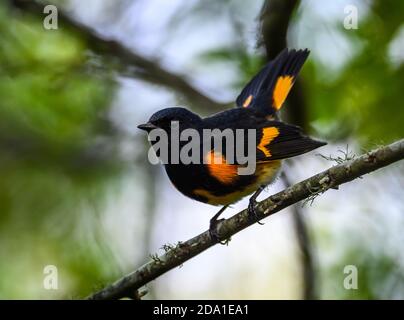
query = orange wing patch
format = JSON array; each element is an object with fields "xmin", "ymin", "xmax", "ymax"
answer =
[
  {"xmin": 257, "ymin": 127, "xmax": 279, "ymax": 157},
  {"xmin": 272, "ymin": 76, "xmax": 294, "ymax": 110},
  {"xmin": 205, "ymin": 150, "xmax": 238, "ymax": 184},
  {"xmin": 242, "ymin": 94, "xmax": 253, "ymax": 108}
]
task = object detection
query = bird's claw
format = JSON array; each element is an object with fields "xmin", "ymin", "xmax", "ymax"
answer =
[
  {"xmin": 209, "ymin": 218, "xmax": 230, "ymax": 245},
  {"xmin": 248, "ymin": 199, "xmax": 264, "ymax": 225}
]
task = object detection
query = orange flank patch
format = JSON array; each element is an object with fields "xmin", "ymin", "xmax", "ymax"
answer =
[
  {"xmin": 192, "ymin": 160, "xmax": 282, "ymax": 206},
  {"xmin": 242, "ymin": 94, "xmax": 253, "ymax": 108},
  {"xmin": 205, "ymin": 150, "xmax": 238, "ymax": 184},
  {"xmin": 257, "ymin": 127, "xmax": 279, "ymax": 157},
  {"xmin": 272, "ymin": 75, "xmax": 294, "ymax": 110}
]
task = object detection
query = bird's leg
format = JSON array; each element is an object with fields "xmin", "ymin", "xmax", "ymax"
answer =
[
  {"xmin": 209, "ymin": 205, "xmax": 229, "ymax": 245},
  {"xmin": 247, "ymin": 185, "xmax": 265, "ymax": 225}
]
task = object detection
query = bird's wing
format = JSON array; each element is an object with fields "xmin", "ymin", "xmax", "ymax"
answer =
[
  {"xmin": 236, "ymin": 48, "xmax": 310, "ymax": 117},
  {"xmin": 203, "ymin": 116, "xmax": 325, "ymax": 165},
  {"xmin": 253, "ymin": 121, "xmax": 326, "ymax": 162}
]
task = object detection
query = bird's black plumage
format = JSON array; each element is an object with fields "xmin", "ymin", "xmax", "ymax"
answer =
[{"xmin": 138, "ymin": 48, "xmax": 326, "ymax": 239}]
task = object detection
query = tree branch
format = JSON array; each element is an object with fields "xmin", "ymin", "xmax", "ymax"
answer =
[
  {"xmin": 259, "ymin": 0, "xmax": 299, "ymax": 59},
  {"xmin": 9, "ymin": 0, "xmax": 228, "ymax": 113},
  {"xmin": 87, "ymin": 139, "xmax": 404, "ymax": 300}
]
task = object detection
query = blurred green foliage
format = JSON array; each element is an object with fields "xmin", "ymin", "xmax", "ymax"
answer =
[
  {"xmin": 0, "ymin": 3, "xmax": 122, "ymax": 298},
  {"xmin": 307, "ymin": 0, "xmax": 404, "ymax": 145},
  {"xmin": 321, "ymin": 233, "xmax": 404, "ymax": 299}
]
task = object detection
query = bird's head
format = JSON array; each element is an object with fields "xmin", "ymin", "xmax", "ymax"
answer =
[{"xmin": 138, "ymin": 107, "xmax": 202, "ymax": 132}]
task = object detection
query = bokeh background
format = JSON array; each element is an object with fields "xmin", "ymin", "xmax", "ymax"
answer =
[{"xmin": 1, "ymin": 0, "xmax": 404, "ymax": 299}]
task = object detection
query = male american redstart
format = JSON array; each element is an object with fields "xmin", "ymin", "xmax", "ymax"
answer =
[{"xmin": 138, "ymin": 48, "xmax": 326, "ymax": 242}]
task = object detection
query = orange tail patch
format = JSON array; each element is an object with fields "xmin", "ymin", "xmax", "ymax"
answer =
[
  {"xmin": 242, "ymin": 94, "xmax": 253, "ymax": 108},
  {"xmin": 272, "ymin": 76, "xmax": 294, "ymax": 110}
]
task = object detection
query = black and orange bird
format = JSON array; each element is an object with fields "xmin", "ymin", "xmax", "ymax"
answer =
[{"xmin": 138, "ymin": 48, "xmax": 326, "ymax": 241}]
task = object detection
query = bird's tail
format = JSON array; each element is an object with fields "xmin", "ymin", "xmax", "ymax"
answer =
[{"xmin": 236, "ymin": 48, "xmax": 310, "ymax": 117}]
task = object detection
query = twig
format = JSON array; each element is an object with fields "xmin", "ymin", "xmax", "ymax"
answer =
[
  {"xmin": 87, "ymin": 139, "xmax": 404, "ymax": 300},
  {"xmin": 317, "ymin": 145, "xmax": 356, "ymax": 165}
]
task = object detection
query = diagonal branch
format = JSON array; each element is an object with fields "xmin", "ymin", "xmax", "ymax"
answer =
[
  {"xmin": 88, "ymin": 139, "xmax": 404, "ymax": 300},
  {"xmin": 9, "ymin": 0, "xmax": 228, "ymax": 112}
]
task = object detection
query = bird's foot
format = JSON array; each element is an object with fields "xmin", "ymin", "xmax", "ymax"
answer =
[
  {"xmin": 247, "ymin": 198, "xmax": 264, "ymax": 225},
  {"xmin": 209, "ymin": 218, "xmax": 230, "ymax": 245}
]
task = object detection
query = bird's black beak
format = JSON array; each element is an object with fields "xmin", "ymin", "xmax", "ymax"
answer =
[{"xmin": 137, "ymin": 122, "xmax": 157, "ymax": 131}]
